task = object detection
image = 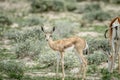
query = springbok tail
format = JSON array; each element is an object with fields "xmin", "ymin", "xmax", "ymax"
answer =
[
  {"xmin": 104, "ymin": 29, "xmax": 108, "ymax": 38},
  {"xmin": 84, "ymin": 42, "xmax": 89, "ymax": 55}
]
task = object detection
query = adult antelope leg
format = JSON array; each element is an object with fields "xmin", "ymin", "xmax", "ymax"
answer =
[
  {"xmin": 117, "ymin": 43, "xmax": 120, "ymax": 73},
  {"xmin": 111, "ymin": 42, "xmax": 119, "ymax": 72},
  {"xmin": 115, "ymin": 43, "xmax": 120, "ymax": 73},
  {"xmin": 110, "ymin": 41, "xmax": 115, "ymax": 72},
  {"xmin": 118, "ymin": 52, "xmax": 120, "ymax": 73},
  {"xmin": 107, "ymin": 54, "xmax": 113, "ymax": 72}
]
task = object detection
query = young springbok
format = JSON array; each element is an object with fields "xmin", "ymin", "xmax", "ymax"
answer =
[
  {"xmin": 41, "ymin": 26, "xmax": 88, "ymax": 80},
  {"xmin": 104, "ymin": 17, "xmax": 120, "ymax": 73}
]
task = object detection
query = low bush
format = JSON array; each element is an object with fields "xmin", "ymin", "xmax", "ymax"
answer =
[
  {"xmin": 0, "ymin": 25, "xmax": 10, "ymax": 39},
  {"xmin": 100, "ymin": 68, "xmax": 120, "ymax": 80},
  {"xmin": 87, "ymin": 52, "xmax": 107, "ymax": 65},
  {"xmin": 76, "ymin": 3, "xmax": 101, "ymax": 13},
  {"xmin": 82, "ymin": 10, "xmax": 111, "ymax": 22},
  {"xmin": 88, "ymin": 39, "xmax": 110, "ymax": 54},
  {"xmin": 39, "ymin": 51, "xmax": 80, "ymax": 69},
  {"xmin": 0, "ymin": 15, "xmax": 12, "ymax": 26},
  {"xmin": 12, "ymin": 16, "xmax": 45, "ymax": 27},
  {"xmin": 53, "ymin": 19, "xmax": 80, "ymax": 38},
  {"xmin": 110, "ymin": 0, "xmax": 120, "ymax": 4},
  {"xmin": 76, "ymin": 0, "xmax": 85, "ymax": 2},
  {"xmin": 14, "ymin": 39, "xmax": 44, "ymax": 59},
  {"xmin": 31, "ymin": 0, "xmax": 77, "ymax": 12},
  {"xmin": 0, "ymin": 15, "xmax": 12, "ymax": 39},
  {"xmin": 21, "ymin": 18, "xmax": 41, "ymax": 26},
  {"xmin": 87, "ymin": 64, "xmax": 98, "ymax": 74},
  {"xmin": 5, "ymin": 28, "xmax": 44, "ymax": 42},
  {"xmin": 0, "ymin": 60, "xmax": 25, "ymax": 80},
  {"xmin": 39, "ymin": 46, "xmax": 107, "ymax": 69},
  {"xmin": 5, "ymin": 27, "xmax": 45, "ymax": 58}
]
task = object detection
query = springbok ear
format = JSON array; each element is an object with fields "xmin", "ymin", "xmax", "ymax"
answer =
[
  {"xmin": 41, "ymin": 26, "xmax": 44, "ymax": 32},
  {"xmin": 53, "ymin": 26, "xmax": 55, "ymax": 32}
]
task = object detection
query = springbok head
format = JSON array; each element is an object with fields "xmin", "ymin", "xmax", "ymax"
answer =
[
  {"xmin": 41, "ymin": 26, "xmax": 55, "ymax": 41},
  {"xmin": 110, "ymin": 17, "xmax": 120, "ymax": 40}
]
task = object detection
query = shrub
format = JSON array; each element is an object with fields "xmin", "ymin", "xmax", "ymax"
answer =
[
  {"xmin": 5, "ymin": 27, "xmax": 44, "ymax": 42},
  {"xmin": 0, "ymin": 60, "xmax": 24, "ymax": 80},
  {"xmin": 76, "ymin": 0, "xmax": 85, "ymax": 2},
  {"xmin": 39, "ymin": 51, "xmax": 80, "ymax": 69},
  {"xmin": 110, "ymin": 0, "xmax": 120, "ymax": 4},
  {"xmin": 5, "ymin": 27, "xmax": 45, "ymax": 58},
  {"xmin": 53, "ymin": 19, "xmax": 80, "ymax": 38},
  {"xmin": 14, "ymin": 39, "xmax": 44, "ymax": 59},
  {"xmin": 87, "ymin": 64, "xmax": 98, "ymax": 74},
  {"xmin": 38, "ymin": 51, "xmax": 56, "ymax": 68},
  {"xmin": 101, "ymin": 68, "xmax": 120, "ymax": 80},
  {"xmin": 65, "ymin": 0, "xmax": 77, "ymax": 11},
  {"xmin": 87, "ymin": 52, "xmax": 107, "ymax": 65},
  {"xmin": 39, "ymin": 48, "xmax": 107, "ymax": 69},
  {"xmin": 0, "ymin": 15, "xmax": 12, "ymax": 39},
  {"xmin": 88, "ymin": 39, "xmax": 111, "ymax": 54},
  {"xmin": 82, "ymin": 10, "xmax": 111, "ymax": 22},
  {"xmin": 76, "ymin": 3, "xmax": 101, "ymax": 13},
  {"xmin": 0, "ymin": 15, "xmax": 12, "ymax": 26},
  {"xmin": 31, "ymin": 0, "xmax": 77, "ymax": 12},
  {"xmin": 31, "ymin": 0, "xmax": 64, "ymax": 12},
  {"xmin": 21, "ymin": 17, "xmax": 44, "ymax": 27},
  {"xmin": 0, "ymin": 25, "xmax": 10, "ymax": 39},
  {"xmin": 96, "ymin": 11, "xmax": 111, "ymax": 21},
  {"xmin": 83, "ymin": 3, "xmax": 101, "ymax": 13},
  {"xmin": 14, "ymin": 16, "xmax": 45, "ymax": 27}
]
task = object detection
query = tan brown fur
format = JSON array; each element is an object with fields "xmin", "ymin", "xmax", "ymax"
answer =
[{"xmin": 48, "ymin": 37, "xmax": 86, "ymax": 52}]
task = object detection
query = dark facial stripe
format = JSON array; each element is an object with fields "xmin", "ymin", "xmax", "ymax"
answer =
[{"xmin": 114, "ymin": 26, "xmax": 119, "ymax": 40}]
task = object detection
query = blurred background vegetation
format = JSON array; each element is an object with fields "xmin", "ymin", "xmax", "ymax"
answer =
[{"xmin": 0, "ymin": 0, "xmax": 120, "ymax": 80}]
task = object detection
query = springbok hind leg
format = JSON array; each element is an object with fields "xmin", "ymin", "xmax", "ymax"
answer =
[
  {"xmin": 78, "ymin": 50, "xmax": 87, "ymax": 80},
  {"xmin": 108, "ymin": 54, "xmax": 113, "ymax": 72},
  {"xmin": 110, "ymin": 42, "xmax": 116, "ymax": 72},
  {"xmin": 118, "ymin": 52, "xmax": 120, "ymax": 73},
  {"xmin": 118, "ymin": 45, "xmax": 120, "ymax": 73},
  {"xmin": 110, "ymin": 42, "xmax": 118, "ymax": 72},
  {"xmin": 75, "ymin": 50, "xmax": 82, "ymax": 78}
]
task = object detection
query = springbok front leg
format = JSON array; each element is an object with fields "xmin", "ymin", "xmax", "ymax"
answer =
[
  {"xmin": 56, "ymin": 52, "xmax": 60, "ymax": 77},
  {"xmin": 105, "ymin": 52, "xmax": 113, "ymax": 72},
  {"xmin": 60, "ymin": 52, "xmax": 65, "ymax": 80}
]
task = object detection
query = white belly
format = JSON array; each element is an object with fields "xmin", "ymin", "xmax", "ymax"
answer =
[{"xmin": 65, "ymin": 45, "xmax": 74, "ymax": 51}]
